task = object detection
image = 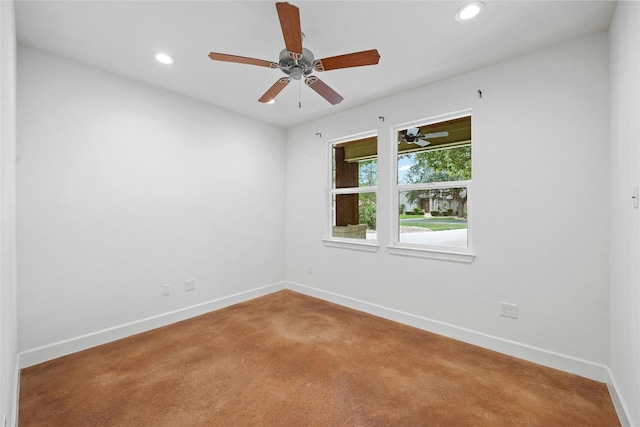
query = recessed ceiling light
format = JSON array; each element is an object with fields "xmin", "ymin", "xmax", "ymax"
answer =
[
  {"xmin": 455, "ymin": 1, "xmax": 484, "ymax": 21},
  {"xmin": 154, "ymin": 52, "xmax": 175, "ymax": 65}
]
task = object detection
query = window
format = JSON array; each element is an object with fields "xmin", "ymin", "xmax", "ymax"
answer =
[
  {"xmin": 329, "ymin": 134, "xmax": 377, "ymax": 242},
  {"xmin": 395, "ymin": 114, "xmax": 472, "ymax": 252},
  {"xmin": 325, "ymin": 112, "xmax": 473, "ymax": 261}
]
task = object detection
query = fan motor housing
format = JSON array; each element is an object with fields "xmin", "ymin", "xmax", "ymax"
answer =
[{"xmin": 279, "ymin": 48, "xmax": 315, "ymax": 80}]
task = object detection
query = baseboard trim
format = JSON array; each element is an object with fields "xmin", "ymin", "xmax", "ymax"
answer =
[
  {"xmin": 607, "ymin": 368, "xmax": 635, "ymax": 427},
  {"xmin": 18, "ymin": 282, "xmax": 286, "ymax": 368},
  {"xmin": 10, "ymin": 357, "xmax": 19, "ymax": 427},
  {"xmin": 285, "ymin": 281, "xmax": 610, "ymax": 383}
]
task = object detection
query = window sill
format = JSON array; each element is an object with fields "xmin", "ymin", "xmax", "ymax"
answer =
[
  {"xmin": 388, "ymin": 244, "xmax": 475, "ymax": 263},
  {"xmin": 322, "ymin": 238, "xmax": 379, "ymax": 253}
]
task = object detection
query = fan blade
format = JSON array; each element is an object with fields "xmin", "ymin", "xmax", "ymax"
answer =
[
  {"xmin": 406, "ymin": 127, "xmax": 420, "ymax": 137},
  {"xmin": 305, "ymin": 76, "xmax": 343, "ymax": 105},
  {"xmin": 314, "ymin": 49, "xmax": 380, "ymax": 72},
  {"xmin": 208, "ymin": 52, "xmax": 278, "ymax": 69},
  {"xmin": 276, "ymin": 2, "xmax": 303, "ymax": 58},
  {"xmin": 414, "ymin": 139, "xmax": 431, "ymax": 147},
  {"xmin": 258, "ymin": 77, "xmax": 291, "ymax": 103},
  {"xmin": 422, "ymin": 131, "xmax": 449, "ymax": 139}
]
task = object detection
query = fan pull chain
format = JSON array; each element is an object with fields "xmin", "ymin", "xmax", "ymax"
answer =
[{"xmin": 298, "ymin": 80, "xmax": 302, "ymax": 108}]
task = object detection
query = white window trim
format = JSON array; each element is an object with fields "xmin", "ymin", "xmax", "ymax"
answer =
[
  {"xmin": 387, "ymin": 245, "xmax": 475, "ymax": 263},
  {"xmin": 332, "ymin": 186, "xmax": 377, "ymax": 195},
  {"xmin": 390, "ymin": 110, "xmax": 475, "ymax": 263},
  {"xmin": 322, "ymin": 238, "xmax": 379, "ymax": 253},
  {"xmin": 325, "ymin": 131, "xmax": 380, "ymax": 252}
]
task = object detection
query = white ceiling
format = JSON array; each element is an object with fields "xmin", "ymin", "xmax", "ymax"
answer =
[{"xmin": 15, "ymin": 0, "xmax": 616, "ymax": 128}]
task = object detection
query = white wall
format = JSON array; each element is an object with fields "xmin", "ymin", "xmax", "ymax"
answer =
[
  {"xmin": 17, "ymin": 47, "xmax": 286, "ymax": 355},
  {"xmin": 9, "ymin": 9, "xmax": 638, "ymax": 426},
  {"xmin": 286, "ymin": 32, "xmax": 610, "ymax": 370},
  {"xmin": 609, "ymin": 1, "xmax": 640, "ymax": 425},
  {"xmin": 0, "ymin": 1, "xmax": 18, "ymax": 425}
]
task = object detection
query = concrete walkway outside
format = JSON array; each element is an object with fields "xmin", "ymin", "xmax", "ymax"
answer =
[{"xmin": 366, "ymin": 228, "xmax": 467, "ymax": 248}]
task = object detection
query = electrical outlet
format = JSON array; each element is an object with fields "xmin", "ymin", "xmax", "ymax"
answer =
[
  {"xmin": 500, "ymin": 302, "xmax": 518, "ymax": 319},
  {"xmin": 185, "ymin": 279, "xmax": 196, "ymax": 292},
  {"xmin": 162, "ymin": 284, "xmax": 171, "ymax": 296}
]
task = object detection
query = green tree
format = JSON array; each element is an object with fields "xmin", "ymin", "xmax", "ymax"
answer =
[
  {"xmin": 358, "ymin": 160, "xmax": 377, "ymax": 229},
  {"xmin": 358, "ymin": 194, "xmax": 376, "ymax": 229},
  {"xmin": 358, "ymin": 159, "xmax": 377, "ymax": 186}
]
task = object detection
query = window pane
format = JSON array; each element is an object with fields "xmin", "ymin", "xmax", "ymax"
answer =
[
  {"xmin": 397, "ymin": 115, "xmax": 471, "ymax": 185},
  {"xmin": 358, "ymin": 159, "xmax": 377, "ymax": 187},
  {"xmin": 398, "ymin": 145, "xmax": 471, "ymax": 185},
  {"xmin": 398, "ymin": 188, "xmax": 468, "ymax": 248},
  {"xmin": 332, "ymin": 193, "xmax": 376, "ymax": 240},
  {"xmin": 332, "ymin": 136, "xmax": 377, "ymax": 189}
]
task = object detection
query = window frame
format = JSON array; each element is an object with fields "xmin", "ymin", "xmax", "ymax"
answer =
[
  {"xmin": 390, "ymin": 110, "xmax": 475, "ymax": 263},
  {"xmin": 323, "ymin": 131, "xmax": 380, "ymax": 253}
]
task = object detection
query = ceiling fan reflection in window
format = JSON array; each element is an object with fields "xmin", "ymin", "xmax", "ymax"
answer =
[
  {"xmin": 399, "ymin": 128, "xmax": 450, "ymax": 147},
  {"xmin": 207, "ymin": 2, "xmax": 380, "ymax": 105}
]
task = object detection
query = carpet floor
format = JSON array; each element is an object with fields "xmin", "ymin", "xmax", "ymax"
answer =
[{"xmin": 19, "ymin": 290, "xmax": 620, "ymax": 426}]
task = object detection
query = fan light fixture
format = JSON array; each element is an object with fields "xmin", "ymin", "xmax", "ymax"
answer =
[
  {"xmin": 455, "ymin": 1, "xmax": 484, "ymax": 21},
  {"xmin": 154, "ymin": 52, "xmax": 175, "ymax": 65}
]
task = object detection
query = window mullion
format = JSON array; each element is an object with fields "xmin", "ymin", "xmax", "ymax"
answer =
[
  {"xmin": 397, "ymin": 180, "xmax": 472, "ymax": 192},
  {"xmin": 332, "ymin": 186, "xmax": 377, "ymax": 195}
]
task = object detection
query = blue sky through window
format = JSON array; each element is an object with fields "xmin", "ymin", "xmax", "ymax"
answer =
[{"xmin": 398, "ymin": 154, "xmax": 413, "ymax": 184}]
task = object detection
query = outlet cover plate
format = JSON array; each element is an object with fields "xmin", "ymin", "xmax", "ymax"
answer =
[
  {"xmin": 500, "ymin": 302, "xmax": 518, "ymax": 319},
  {"xmin": 185, "ymin": 279, "xmax": 196, "ymax": 292}
]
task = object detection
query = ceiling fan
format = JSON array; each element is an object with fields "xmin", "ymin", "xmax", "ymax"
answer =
[
  {"xmin": 399, "ymin": 128, "xmax": 449, "ymax": 147},
  {"xmin": 208, "ymin": 2, "xmax": 380, "ymax": 105}
]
